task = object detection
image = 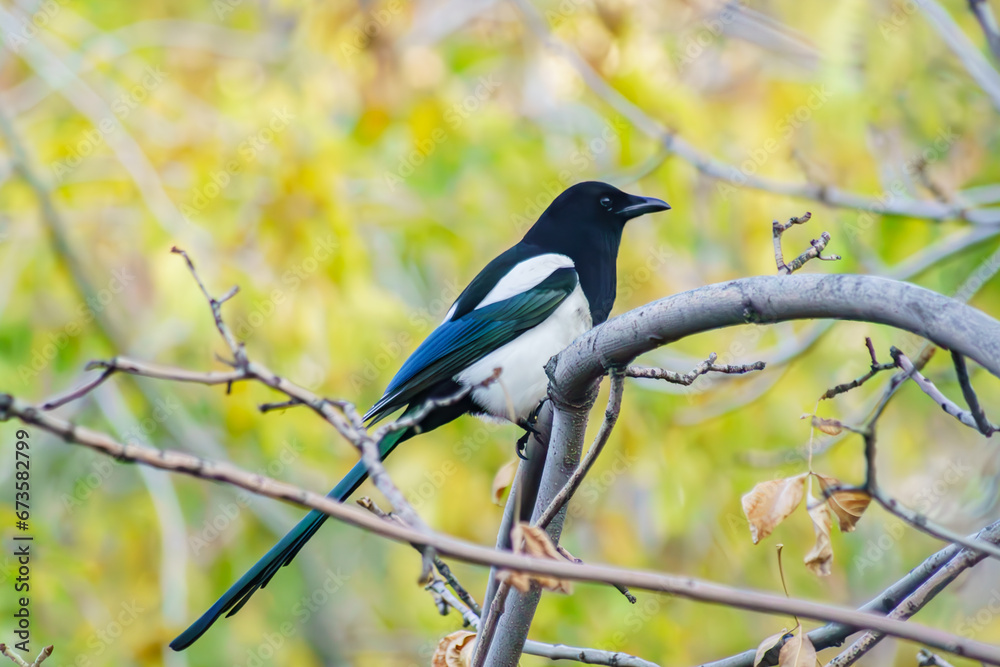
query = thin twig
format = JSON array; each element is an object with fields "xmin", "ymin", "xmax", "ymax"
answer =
[
  {"xmin": 772, "ymin": 212, "xmax": 841, "ymax": 275},
  {"xmin": 892, "ymin": 347, "xmax": 997, "ymax": 433},
  {"xmin": 0, "ymin": 644, "xmax": 53, "ymax": 667},
  {"xmin": 471, "ymin": 581, "xmax": 511, "ymax": 667},
  {"xmin": 917, "ymin": 649, "xmax": 957, "ymax": 667},
  {"xmin": 951, "ymin": 350, "xmax": 995, "ymax": 435},
  {"xmin": 820, "ymin": 338, "xmax": 896, "ymax": 400},
  {"xmin": 39, "ymin": 368, "xmax": 114, "ymax": 410},
  {"xmin": 535, "ymin": 372, "xmax": 625, "ymax": 529},
  {"xmin": 969, "ymin": 0, "xmax": 1000, "ymax": 63},
  {"xmin": 626, "ymin": 353, "xmax": 766, "ymax": 386},
  {"xmin": 4, "ymin": 394, "xmax": 1000, "ymax": 664}
]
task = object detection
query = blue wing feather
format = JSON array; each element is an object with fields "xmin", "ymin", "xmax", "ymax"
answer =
[{"xmin": 364, "ymin": 266, "xmax": 578, "ymax": 423}]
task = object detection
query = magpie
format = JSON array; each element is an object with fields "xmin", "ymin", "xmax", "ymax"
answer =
[{"xmin": 170, "ymin": 180, "xmax": 670, "ymax": 651}]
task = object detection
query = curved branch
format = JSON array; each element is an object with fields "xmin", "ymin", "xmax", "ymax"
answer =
[{"xmin": 487, "ymin": 274, "xmax": 1000, "ymax": 664}]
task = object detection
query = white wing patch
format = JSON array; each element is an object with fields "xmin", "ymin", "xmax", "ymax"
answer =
[{"xmin": 475, "ymin": 253, "xmax": 575, "ymax": 311}]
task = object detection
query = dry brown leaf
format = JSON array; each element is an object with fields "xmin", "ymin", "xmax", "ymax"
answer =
[
  {"xmin": 432, "ymin": 630, "xmax": 476, "ymax": 667},
  {"xmin": 497, "ymin": 523, "xmax": 573, "ymax": 594},
  {"xmin": 804, "ymin": 494, "xmax": 833, "ymax": 576},
  {"xmin": 777, "ymin": 627, "xmax": 816, "ymax": 667},
  {"xmin": 810, "ymin": 416, "xmax": 843, "ymax": 436},
  {"xmin": 815, "ymin": 473, "xmax": 871, "ymax": 532},
  {"xmin": 491, "ymin": 459, "xmax": 519, "ymax": 506},
  {"xmin": 741, "ymin": 473, "xmax": 808, "ymax": 544},
  {"xmin": 753, "ymin": 629, "xmax": 788, "ymax": 666}
]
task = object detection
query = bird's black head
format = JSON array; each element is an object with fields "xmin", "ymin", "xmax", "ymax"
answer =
[
  {"xmin": 526, "ymin": 181, "xmax": 670, "ymax": 241},
  {"xmin": 521, "ymin": 181, "xmax": 670, "ymax": 324}
]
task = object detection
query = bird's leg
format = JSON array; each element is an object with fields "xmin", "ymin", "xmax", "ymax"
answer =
[{"xmin": 515, "ymin": 399, "xmax": 546, "ymax": 460}]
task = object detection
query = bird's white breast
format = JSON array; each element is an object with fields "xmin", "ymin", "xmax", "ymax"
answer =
[{"xmin": 456, "ymin": 283, "xmax": 592, "ymax": 422}]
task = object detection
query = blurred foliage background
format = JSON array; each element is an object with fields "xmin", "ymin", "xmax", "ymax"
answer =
[{"xmin": 1, "ymin": 0, "xmax": 1000, "ymax": 665}]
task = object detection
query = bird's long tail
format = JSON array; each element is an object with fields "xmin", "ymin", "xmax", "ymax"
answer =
[{"xmin": 169, "ymin": 427, "xmax": 410, "ymax": 651}]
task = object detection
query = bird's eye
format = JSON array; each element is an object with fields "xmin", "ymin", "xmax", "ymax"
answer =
[{"xmin": 599, "ymin": 197, "xmax": 612, "ymax": 209}]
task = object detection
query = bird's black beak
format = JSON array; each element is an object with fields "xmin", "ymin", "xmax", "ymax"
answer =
[{"xmin": 617, "ymin": 194, "xmax": 671, "ymax": 220}]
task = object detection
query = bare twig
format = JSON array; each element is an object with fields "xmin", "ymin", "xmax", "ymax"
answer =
[
  {"xmin": 258, "ymin": 398, "xmax": 304, "ymax": 412},
  {"xmin": 969, "ymin": 0, "xmax": 1000, "ymax": 63},
  {"xmin": 772, "ymin": 212, "xmax": 841, "ymax": 275},
  {"xmin": 39, "ymin": 368, "xmax": 114, "ymax": 410},
  {"xmin": 626, "ymin": 353, "xmax": 766, "ymax": 386},
  {"xmin": 0, "ymin": 644, "xmax": 53, "ymax": 667},
  {"xmin": 535, "ymin": 372, "xmax": 625, "ymax": 529},
  {"xmin": 951, "ymin": 350, "xmax": 996, "ymax": 435},
  {"xmin": 819, "ymin": 338, "xmax": 896, "ymax": 400},
  {"xmin": 891, "ymin": 347, "xmax": 997, "ymax": 434},
  {"xmin": 4, "ymin": 394, "xmax": 1000, "ymax": 663},
  {"xmin": 917, "ymin": 649, "xmax": 957, "ymax": 667},
  {"xmin": 471, "ymin": 581, "xmax": 511, "ymax": 667}
]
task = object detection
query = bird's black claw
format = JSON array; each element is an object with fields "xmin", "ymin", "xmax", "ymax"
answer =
[{"xmin": 516, "ymin": 431, "xmax": 531, "ymax": 460}]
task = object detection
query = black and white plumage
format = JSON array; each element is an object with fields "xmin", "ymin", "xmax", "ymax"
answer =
[
  {"xmin": 364, "ymin": 180, "xmax": 671, "ymax": 429},
  {"xmin": 169, "ymin": 180, "xmax": 669, "ymax": 652}
]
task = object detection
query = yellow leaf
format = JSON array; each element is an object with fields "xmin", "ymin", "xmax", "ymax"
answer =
[
  {"xmin": 815, "ymin": 473, "xmax": 871, "ymax": 532},
  {"xmin": 491, "ymin": 459, "xmax": 519, "ymax": 506},
  {"xmin": 432, "ymin": 630, "xmax": 476, "ymax": 667},
  {"xmin": 741, "ymin": 473, "xmax": 808, "ymax": 544},
  {"xmin": 497, "ymin": 523, "xmax": 573, "ymax": 594},
  {"xmin": 778, "ymin": 627, "xmax": 816, "ymax": 667},
  {"xmin": 804, "ymin": 494, "xmax": 833, "ymax": 576},
  {"xmin": 753, "ymin": 629, "xmax": 788, "ymax": 666}
]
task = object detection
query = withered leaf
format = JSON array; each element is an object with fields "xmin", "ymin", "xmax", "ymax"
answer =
[
  {"xmin": 777, "ymin": 627, "xmax": 816, "ymax": 667},
  {"xmin": 810, "ymin": 416, "xmax": 843, "ymax": 436},
  {"xmin": 804, "ymin": 494, "xmax": 833, "ymax": 576},
  {"xmin": 815, "ymin": 473, "xmax": 871, "ymax": 532},
  {"xmin": 491, "ymin": 459, "xmax": 519, "ymax": 506},
  {"xmin": 741, "ymin": 473, "xmax": 808, "ymax": 544},
  {"xmin": 432, "ymin": 630, "xmax": 476, "ymax": 667},
  {"xmin": 753, "ymin": 629, "xmax": 788, "ymax": 666},
  {"xmin": 497, "ymin": 523, "xmax": 573, "ymax": 594}
]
